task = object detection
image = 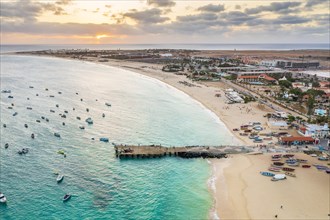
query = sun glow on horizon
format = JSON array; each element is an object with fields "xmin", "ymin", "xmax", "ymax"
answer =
[{"xmin": 96, "ymin": 34, "xmax": 110, "ymax": 40}]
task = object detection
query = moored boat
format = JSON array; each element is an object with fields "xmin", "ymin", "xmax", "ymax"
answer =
[
  {"xmin": 260, "ymin": 172, "xmax": 275, "ymax": 177},
  {"xmin": 63, "ymin": 194, "xmax": 71, "ymax": 202},
  {"xmin": 100, "ymin": 137, "xmax": 109, "ymax": 142},
  {"xmin": 282, "ymin": 167, "xmax": 295, "ymax": 172},
  {"xmin": 285, "ymin": 172, "xmax": 296, "ymax": 177},
  {"xmin": 269, "ymin": 167, "xmax": 281, "ymax": 172},
  {"xmin": 302, "ymin": 165, "xmax": 311, "ymax": 168},
  {"xmin": 0, "ymin": 193, "xmax": 7, "ymax": 203},
  {"xmin": 105, "ymin": 102, "xmax": 111, "ymax": 107},
  {"xmin": 54, "ymin": 133, "xmax": 61, "ymax": 138},
  {"xmin": 296, "ymin": 159, "xmax": 308, "ymax": 163},
  {"xmin": 273, "ymin": 162, "xmax": 284, "ymax": 166},
  {"xmin": 283, "ymin": 154, "xmax": 294, "ymax": 158},
  {"xmin": 85, "ymin": 117, "xmax": 93, "ymax": 124},
  {"xmin": 56, "ymin": 174, "xmax": 64, "ymax": 183}
]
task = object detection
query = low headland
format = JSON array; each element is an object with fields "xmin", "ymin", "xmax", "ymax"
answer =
[{"xmin": 11, "ymin": 49, "xmax": 330, "ymax": 220}]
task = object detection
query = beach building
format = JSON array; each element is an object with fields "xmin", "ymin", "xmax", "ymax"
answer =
[
  {"xmin": 260, "ymin": 60, "xmax": 320, "ymax": 69},
  {"xmin": 291, "ymin": 70, "xmax": 330, "ymax": 81},
  {"xmin": 279, "ymin": 136, "xmax": 315, "ymax": 145},
  {"xmin": 298, "ymin": 123, "xmax": 329, "ymax": 138},
  {"xmin": 224, "ymin": 89, "xmax": 244, "ymax": 103},
  {"xmin": 237, "ymin": 74, "xmax": 277, "ymax": 85},
  {"xmin": 267, "ymin": 120, "xmax": 289, "ymax": 131}
]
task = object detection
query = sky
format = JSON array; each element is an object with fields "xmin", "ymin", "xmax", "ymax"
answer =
[{"xmin": 0, "ymin": 0, "xmax": 329, "ymax": 44}]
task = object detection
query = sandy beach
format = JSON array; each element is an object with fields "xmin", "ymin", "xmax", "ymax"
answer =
[
  {"xmin": 17, "ymin": 54, "xmax": 330, "ymax": 220},
  {"xmin": 213, "ymin": 154, "xmax": 330, "ymax": 219}
]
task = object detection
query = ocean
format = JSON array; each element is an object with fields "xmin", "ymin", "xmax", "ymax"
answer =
[
  {"xmin": 0, "ymin": 54, "xmax": 237, "ymax": 219},
  {"xmin": 1, "ymin": 43, "xmax": 329, "ymax": 53}
]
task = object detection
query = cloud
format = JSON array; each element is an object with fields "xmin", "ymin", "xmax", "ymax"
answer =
[
  {"xmin": 305, "ymin": 0, "xmax": 328, "ymax": 7},
  {"xmin": 123, "ymin": 8, "xmax": 169, "ymax": 24},
  {"xmin": 147, "ymin": 0, "xmax": 175, "ymax": 7},
  {"xmin": 245, "ymin": 2, "xmax": 301, "ymax": 14},
  {"xmin": 177, "ymin": 13, "xmax": 218, "ymax": 22},
  {"xmin": 197, "ymin": 4, "xmax": 225, "ymax": 12}
]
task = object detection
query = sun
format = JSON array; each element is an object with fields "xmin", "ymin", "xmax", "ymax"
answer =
[{"xmin": 96, "ymin": 34, "xmax": 109, "ymax": 39}]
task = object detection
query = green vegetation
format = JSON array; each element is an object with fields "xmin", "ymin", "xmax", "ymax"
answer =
[{"xmin": 279, "ymin": 80, "xmax": 292, "ymax": 89}]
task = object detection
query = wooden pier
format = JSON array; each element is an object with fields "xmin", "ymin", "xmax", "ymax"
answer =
[{"xmin": 114, "ymin": 144, "xmax": 251, "ymax": 159}]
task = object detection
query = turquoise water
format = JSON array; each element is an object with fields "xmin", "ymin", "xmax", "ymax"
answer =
[{"xmin": 0, "ymin": 55, "xmax": 234, "ymax": 219}]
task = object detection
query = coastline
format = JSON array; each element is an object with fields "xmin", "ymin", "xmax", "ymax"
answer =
[{"xmin": 7, "ymin": 53, "xmax": 330, "ymax": 220}]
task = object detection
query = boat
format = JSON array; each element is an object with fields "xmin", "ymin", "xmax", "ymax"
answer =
[
  {"xmin": 260, "ymin": 172, "xmax": 275, "ymax": 177},
  {"xmin": 46, "ymin": 118, "xmax": 49, "ymax": 122},
  {"xmin": 18, "ymin": 148, "xmax": 29, "ymax": 155},
  {"xmin": 76, "ymin": 116, "xmax": 81, "ymax": 120},
  {"xmin": 302, "ymin": 165, "xmax": 311, "ymax": 168},
  {"xmin": 318, "ymin": 157, "xmax": 329, "ymax": 161},
  {"xmin": 58, "ymin": 91, "xmax": 62, "ymax": 94},
  {"xmin": 50, "ymin": 95, "xmax": 55, "ymax": 98},
  {"xmin": 286, "ymin": 159, "xmax": 297, "ymax": 163},
  {"xmin": 63, "ymin": 194, "xmax": 71, "ymax": 202},
  {"xmin": 62, "ymin": 122, "xmax": 65, "ymax": 126},
  {"xmin": 36, "ymin": 120, "xmax": 41, "ymax": 123},
  {"xmin": 85, "ymin": 117, "xmax": 93, "ymax": 124},
  {"xmin": 272, "ymin": 154, "xmax": 282, "ymax": 159},
  {"xmin": 13, "ymin": 112, "xmax": 18, "ymax": 116},
  {"xmin": 24, "ymin": 124, "xmax": 28, "ymax": 128},
  {"xmin": 64, "ymin": 110, "xmax": 68, "ymax": 113},
  {"xmin": 31, "ymin": 133, "xmax": 35, "ymax": 139},
  {"xmin": 79, "ymin": 126, "xmax": 85, "ymax": 130},
  {"xmin": 102, "ymin": 113, "xmax": 105, "ymax": 118},
  {"xmin": 0, "ymin": 193, "xmax": 7, "ymax": 203},
  {"xmin": 3, "ymin": 124, "xmax": 6, "ymax": 128},
  {"xmin": 57, "ymin": 150, "xmax": 65, "ymax": 155},
  {"xmin": 56, "ymin": 174, "xmax": 64, "ymax": 183},
  {"xmin": 1, "ymin": 89, "xmax": 11, "ymax": 93},
  {"xmin": 86, "ymin": 108, "xmax": 89, "ymax": 112},
  {"xmin": 54, "ymin": 133, "xmax": 61, "ymax": 138},
  {"xmin": 285, "ymin": 172, "xmax": 296, "ymax": 177},
  {"xmin": 282, "ymin": 167, "xmax": 295, "ymax": 172},
  {"xmin": 326, "ymin": 169, "xmax": 330, "ymax": 174},
  {"xmin": 8, "ymin": 95, "xmax": 14, "ymax": 99},
  {"xmin": 310, "ymin": 154, "xmax": 317, "ymax": 157},
  {"xmin": 26, "ymin": 107, "xmax": 32, "ymax": 110},
  {"xmin": 41, "ymin": 116, "xmax": 45, "ymax": 120},
  {"xmin": 61, "ymin": 114, "xmax": 66, "ymax": 118},
  {"xmin": 283, "ymin": 154, "xmax": 295, "ymax": 158},
  {"xmin": 50, "ymin": 110, "xmax": 55, "ymax": 113},
  {"xmin": 100, "ymin": 137, "xmax": 109, "ymax": 142},
  {"xmin": 29, "ymin": 86, "xmax": 34, "ymax": 88},
  {"xmin": 268, "ymin": 167, "xmax": 281, "ymax": 172},
  {"xmin": 271, "ymin": 174, "xmax": 286, "ymax": 181},
  {"xmin": 56, "ymin": 104, "xmax": 59, "ymax": 108},
  {"xmin": 296, "ymin": 159, "xmax": 308, "ymax": 163},
  {"xmin": 7, "ymin": 106, "xmax": 13, "ymax": 109},
  {"xmin": 105, "ymin": 102, "xmax": 111, "ymax": 107},
  {"xmin": 5, "ymin": 143, "xmax": 9, "ymax": 149},
  {"xmin": 273, "ymin": 162, "xmax": 284, "ymax": 166}
]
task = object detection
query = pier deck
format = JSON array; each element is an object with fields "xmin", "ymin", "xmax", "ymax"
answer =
[{"xmin": 114, "ymin": 144, "xmax": 251, "ymax": 159}]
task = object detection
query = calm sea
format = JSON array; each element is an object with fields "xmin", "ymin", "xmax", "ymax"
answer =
[
  {"xmin": 0, "ymin": 53, "xmax": 238, "ymax": 219},
  {"xmin": 1, "ymin": 43, "xmax": 329, "ymax": 53}
]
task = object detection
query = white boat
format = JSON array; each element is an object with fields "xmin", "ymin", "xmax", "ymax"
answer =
[
  {"xmin": 105, "ymin": 102, "xmax": 111, "ymax": 107},
  {"xmin": 0, "ymin": 193, "xmax": 7, "ymax": 203},
  {"xmin": 271, "ymin": 174, "xmax": 286, "ymax": 181},
  {"xmin": 56, "ymin": 174, "xmax": 64, "ymax": 183}
]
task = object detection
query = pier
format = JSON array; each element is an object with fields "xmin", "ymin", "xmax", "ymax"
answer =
[{"xmin": 114, "ymin": 144, "xmax": 252, "ymax": 159}]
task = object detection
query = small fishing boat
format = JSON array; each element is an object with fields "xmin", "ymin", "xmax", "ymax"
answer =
[
  {"xmin": 85, "ymin": 117, "xmax": 93, "ymax": 124},
  {"xmin": 273, "ymin": 162, "xmax": 284, "ymax": 166},
  {"xmin": 282, "ymin": 167, "xmax": 295, "ymax": 172},
  {"xmin": 80, "ymin": 98, "xmax": 83, "ymax": 101},
  {"xmin": 46, "ymin": 118, "xmax": 49, "ymax": 122},
  {"xmin": 62, "ymin": 122, "xmax": 65, "ymax": 126},
  {"xmin": 29, "ymin": 86, "xmax": 34, "ymax": 88},
  {"xmin": 296, "ymin": 159, "xmax": 308, "ymax": 163},
  {"xmin": 24, "ymin": 124, "xmax": 28, "ymax": 128},
  {"xmin": 73, "ymin": 108, "xmax": 75, "ymax": 111},
  {"xmin": 0, "ymin": 193, "xmax": 7, "ymax": 203},
  {"xmin": 63, "ymin": 194, "xmax": 71, "ymax": 202},
  {"xmin": 36, "ymin": 120, "xmax": 41, "ymax": 123},
  {"xmin": 7, "ymin": 106, "xmax": 13, "ymax": 109},
  {"xmin": 54, "ymin": 133, "xmax": 61, "ymax": 138},
  {"xmin": 271, "ymin": 174, "xmax": 286, "ymax": 181},
  {"xmin": 268, "ymin": 167, "xmax": 281, "ymax": 172},
  {"xmin": 102, "ymin": 113, "xmax": 105, "ymax": 118},
  {"xmin": 105, "ymin": 102, "xmax": 111, "ymax": 107},
  {"xmin": 86, "ymin": 108, "xmax": 89, "ymax": 112},
  {"xmin": 1, "ymin": 89, "xmax": 11, "ymax": 93},
  {"xmin": 26, "ymin": 107, "xmax": 32, "ymax": 110},
  {"xmin": 57, "ymin": 150, "xmax": 65, "ymax": 155},
  {"xmin": 285, "ymin": 172, "xmax": 296, "ymax": 177},
  {"xmin": 56, "ymin": 174, "xmax": 64, "ymax": 183},
  {"xmin": 5, "ymin": 143, "xmax": 9, "ymax": 149},
  {"xmin": 79, "ymin": 126, "xmax": 85, "ymax": 130},
  {"xmin": 41, "ymin": 116, "xmax": 45, "ymax": 120},
  {"xmin": 50, "ymin": 110, "xmax": 55, "ymax": 113},
  {"xmin": 45, "ymin": 88, "xmax": 48, "ymax": 91},
  {"xmin": 50, "ymin": 95, "xmax": 55, "ymax": 98},
  {"xmin": 326, "ymin": 169, "xmax": 330, "ymax": 174},
  {"xmin": 58, "ymin": 91, "xmax": 62, "ymax": 94},
  {"xmin": 31, "ymin": 133, "xmax": 35, "ymax": 139},
  {"xmin": 302, "ymin": 165, "xmax": 311, "ymax": 168},
  {"xmin": 76, "ymin": 116, "xmax": 81, "ymax": 120},
  {"xmin": 272, "ymin": 157, "xmax": 281, "ymax": 161},
  {"xmin": 318, "ymin": 157, "xmax": 329, "ymax": 161},
  {"xmin": 286, "ymin": 159, "xmax": 297, "ymax": 163},
  {"xmin": 36, "ymin": 94, "xmax": 39, "ymax": 96},
  {"xmin": 283, "ymin": 154, "xmax": 294, "ymax": 158},
  {"xmin": 11, "ymin": 103, "xmax": 14, "ymax": 106},
  {"xmin": 64, "ymin": 110, "xmax": 68, "ymax": 113},
  {"xmin": 260, "ymin": 172, "xmax": 275, "ymax": 177},
  {"xmin": 61, "ymin": 114, "xmax": 66, "ymax": 118},
  {"xmin": 8, "ymin": 95, "xmax": 14, "ymax": 99},
  {"xmin": 100, "ymin": 137, "xmax": 109, "ymax": 142},
  {"xmin": 272, "ymin": 154, "xmax": 282, "ymax": 158},
  {"xmin": 56, "ymin": 104, "xmax": 59, "ymax": 108},
  {"xmin": 288, "ymin": 162, "xmax": 299, "ymax": 167},
  {"xmin": 13, "ymin": 112, "xmax": 18, "ymax": 116},
  {"xmin": 310, "ymin": 154, "xmax": 317, "ymax": 157}
]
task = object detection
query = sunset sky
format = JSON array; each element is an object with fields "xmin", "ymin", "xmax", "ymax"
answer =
[{"xmin": 1, "ymin": 0, "xmax": 329, "ymax": 44}]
